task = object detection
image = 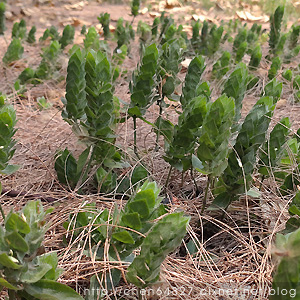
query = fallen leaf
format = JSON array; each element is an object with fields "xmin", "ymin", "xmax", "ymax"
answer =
[
  {"xmin": 181, "ymin": 58, "xmax": 192, "ymax": 72},
  {"xmin": 139, "ymin": 7, "xmax": 148, "ymax": 15},
  {"xmin": 5, "ymin": 11, "xmax": 13, "ymax": 20},
  {"xmin": 149, "ymin": 11, "xmax": 160, "ymax": 18},
  {"xmin": 165, "ymin": 0, "xmax": 181, "ymax": 8},
  {"xmin": 276, "ymin": 99, "xmax": 287, "ymax": 109},
  {"xmin": 109, "ymin": 24, "xmax": 115, "ymax": 33},
  {"xmin": 64, "ymin": 1, "xmax": 85, "ymax": 11},
  {"xmin": 236, "ymin": 10, "xmax": 269, "ymax": 22},
  {"xmin": 96, "ymin": 24, "xmax": 103, "ymax": 34}
]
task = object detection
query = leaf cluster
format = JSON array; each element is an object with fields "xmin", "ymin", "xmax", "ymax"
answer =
[
  {"xmin": 0, "ymin": 95, "xmax": 18, "ymax": 175},
  {"xmin": 128, "ymin": 43, "xmax": 159, "ymax": 117},
  {"xmin": 0, "ymin": 200, "xmax": 84, "ymax": 300},
  {"xmin": 2, "ymin": 38, "xmax": 24, "ymax": 64},
  {"xmin": 98, "ymin": 13, "xmax": 110, "ymax": 39},
  {"xmin": 0, "ymin": 1, "xmax": 5, "ymax": 35}
]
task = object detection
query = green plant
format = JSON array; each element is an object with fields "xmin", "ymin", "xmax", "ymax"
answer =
[
  {"xmin": 263, "ymin": 78, "xmax": 283, "ymax": 103},
  {"xmin": 39, "ymin": 26, "xmax": 60, "ymax": 42},
  {"xmin": 163, "ymin": 56, "xmax": 208, "ymax": 173},
  {"xmin": 126, "ymin": 211, "xmax": 189, "ymax": 288},
  {"xmin": 115, "ymin": 18, "xmax": 135, "ymax": 51},
  {"xmin": 235, "ymin": 41, "xmax": 247, "ymax": 63},
  {"xmin": 0, "ymin": 1, "xmax": 5, "ymax": 35},
  {"xmin": 191, "ymin": 20, "xmax": 201, "ymax": 49},
  {"xmin": 131, "ymin": 0, "xmax": 140, "ymax": 17},
  {"xmin": 293, "ymin": 75, "xmax": 300, "ymax": 102},
  {"xmin": 12, "ymin": 19, "xmax": 27, "ymax": 40},
  {"xmin": 57, "ymin": 48, "xmax": 122, "ymax": 192},
  {"xmin": 192, "ymin": 95, "xmax": 235, "ymax": 210},
  {"xmin": 81, "ymin": 24, "xmax": 86, "ymax": 35},
  {"xmin": 212, "ymin": 51, "xmax": 231, "ymax": 79},
  {"xmin": 207, "ymin": 25, "xmax": 224, "ymax": 56},
  {"xmin": 211, "ymin": 97, "xmax": 275, "ymax": 209},
  {"xmin": 18, "ymin": 67, "xmax": 35, "ymax": 84},
  {"xmin": 137, "ymin": 21, "xmax": 152, "ymax": 52},
  {"xmin": 271, "ymin": 223, "xmax": 300, "ymax": 299},
  {"xmin": 2, "ymin": 38, "xmax": 24, "ymax": 64},
  {"xmin": 26, "ymin": 26, "xmax": 36, "ymax": 44},
  {"xmin": 222, "ymin": 62, "xmax": 248, "ymax": 126},
  {"xmin": 154, "ymin": 38, "xmax": 184, "ymax": 150},
  {"xmin": 0, "ymin": 200, "xmax": 84, "ymax": 300},
  {"xmin": 37, "ymin": 96, "xmax": 52, "ymax": 110},
  {"xmin": 233, "ymin": 28, "xmax": 247, "ymax": 53},
  {"xmin": 128, "ymin": 43, "xmax": 159, "ymax": 156},
  {"xmin": 247, "ymin": 74, "xmax": 259, "ymax": 90},
  {"xmin": 34, "ymin": 40, "xmax": 61, "ymax": 80},
  {"xmin": 288, "ymin": 24, "xmax": 300, "ymax": 50},
  {"xmin": 151, "ymin": 17, "xmax": 160, "ymax": 38},
  {"xmin": 258, "ymin": 117, "xmax": 291, "ymax": 178},
  {"xmin": 269, "ymin": 5, "xmax": 285, "ymax": 54},
  {"xmin": 0, "ymin": 94, "xmax": 18, "ymax": 220},
  {"xmin": 84, "ymin": 26, "xmax": 101, "ymax": 51},
  {"xmin": 282, "ymin": 191, "xmax": 300, "ymax": 233},
  {"xmin": 268, "ymin": 56, "xmax": 281, "ymax": 79},
  {"xmin": 180, "ymin": 55, "xmax": 206, "ymax": 108},
  {"xmin": 65, "ymin": 181, "xmax": 189, "ymax": 293},
  {"xmin": 59, "ymin": 25, "xmax": 75, "ymax": 49},
  {"xmin": 249, "ymin": 44, "xmax": 262, "ymax": 70},
  {"xmin": 98, "ymin": 13, "xmax": 110, "ymax": 39},
  {"xmin": 282, "ymin": 69, "xmax": 292, "ymax": 81}
]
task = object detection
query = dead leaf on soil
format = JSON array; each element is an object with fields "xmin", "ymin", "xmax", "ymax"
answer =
[
  {"xmin": 165, "ymin": 0, "xmax": 181, "ymax": 9},
  {"xmin": 139, "ymin": 7, "xmax": 148, "ymax": 15},
  {"xmin": 276, "ymin": 99, "xmax": 287, "ymax": 109},
  {"xmin": 181, "ymin": 58, "xmax": 192, "ymax": 72},
  {"xmin": 109, "ymin": 24, "xmax": 116, "ymax": 33},
  {"xmin": 149, "ymin": 11, "xmax": 160, "ymax": 18},
  {"xmin": 236, "ymin": 10, "xmax": 269, "ymax": 22},
  {"xmin": 64, "ymin": 1, "xmax": 85, "ymax": 11},
  {"xmin": 192, "ymin": 14, "xmax": 215, "ymax": 23},
  {"xmin": 5, "ymin": 11, "xmax": 14, "ymax": 20},
  {"xmin": 60, "ymin": 17, "xmax": 85, "ymax": 27}
]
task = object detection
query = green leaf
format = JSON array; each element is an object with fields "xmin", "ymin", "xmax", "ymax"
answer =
[
  {"xmin": 128, "ymin": 199, "xmax": 150, "ymax": 219},
  {"xmin": 5, "ymin": 231, "xmax": 29, "ymax": 252},
  {"xmin": 112, "ymin": 230, "xmax": 135, "ymax": 244},
  {"xmin": 181, "ymin": 55, "xmax": 206, "ymax": 108},
  {"xmin": 0, "ymin": 278, "xmax": 20, "ymax": 290},
  {"xmin": 121, "ymin": 213, "xmax": 142, "ymax": 230},
  {"xmin": 0, "ymin": 252, "xmax": 22, "ymax": 269},
  {"xmin": 222, "ymin": 62, "xmax": 248, "ymax": 124},
  {"xmin": 64, "ymin": 48, "xmax": 86, "ymax": 121},
  {"xmin": 196, "ymin": 95, "xmax": 235, "ymax": 177},
  {"xmin": 5, "ymin": 212, "xmax": 30, "ymax": 234},
  {"xmin": 2, "ymin": 38, "xmax": 24, "ymax": 64},
  {"xmin": 126, "ymin": 212, "xmax": 190, "ymax": 288},
  {"xmin": 20, "ymin": 263, "xmax": 53, "ymax": 283},
  {"xmin": 25, "ymin": 279, "xmax": 84, "ymax": 300},
  {"xmin": 131, "ymin": 165, "xmax": 148, "ymax": 185},
  {"xmin": 54, "ymin": 148, "xmax": 78, "ymax": 189}
]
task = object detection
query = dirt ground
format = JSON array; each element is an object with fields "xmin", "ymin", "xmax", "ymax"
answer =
[{"xmin": 1, "ymin": 0, "xmax": 300, "ymax": 299}]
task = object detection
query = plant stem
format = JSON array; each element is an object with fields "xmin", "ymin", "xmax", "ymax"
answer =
[
  {"xmin": 133, "ymin": 116, "xmax": 140, "ymax": 160},
  {"xmin": 165, "ymin": 165, "xmax": 173, "ymax": 194},
  {"xmin": 8, "ymin": 290, "xmax": 16, "ymax": 300},
  {"xmin": 259, "ymin": 175, "xmax": 265, "ymax": 191},
  {"xmin": 155, "ymin": 96, "xmax": 164, "ymax": 152},
  {"xmin": 202, "ymin": 176, "xmax": 210, "ymax": 213},
  {"xmin": 0, "ymin": 204, "xmax": 5, "ymax": 221},
  {"xmin": 130, "ymin": 16, "xmax": 136, "ymax": 26},
  {"xmin": 190, "ymin": 167, "xmax": 200, "ymax": 196},
  {"xmin": 138, "ymin": 287, "xmax": 142, "ymax": 300}
]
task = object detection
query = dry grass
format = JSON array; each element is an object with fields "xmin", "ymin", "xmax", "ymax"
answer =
[{"xmin": 1, "ymin": 2, "xmax": 300, "ymax": 299}]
